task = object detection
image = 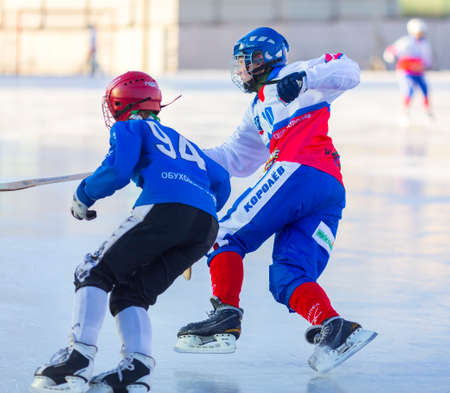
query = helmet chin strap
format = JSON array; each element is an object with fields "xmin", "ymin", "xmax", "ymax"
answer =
[
  {"xmin": 117, "ymin": 94, "xmax": 182, "ymax": 121},
  {"xmin": 250, "ymin": 58, "xmax": 283, "ymax": 76},
  {"xmin": 114, "ymin": 96, "xmax": 152, "ymax": 119},
  {"xmin": 161, "ymin": 94, "xmax": 182, "ymax": 108},
  {"xmin": 129, "ymin": 110, "xmax": 160, "ymax": 122},
  {"xmin": 245, "ymin": 58, "xmax": 283, "ymax": 93}
]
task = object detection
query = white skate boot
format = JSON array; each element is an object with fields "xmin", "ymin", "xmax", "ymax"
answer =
[
  {"xmin": 398, "ymin": 109, "xmax": 412, "ymax": 128},
  {"xmin": 87, "ymin": 352, "xmax": 155, "ymax": 393},
  {"xmin": 31, "ymin": 337, "xmax": 97, "ymax": 393}
]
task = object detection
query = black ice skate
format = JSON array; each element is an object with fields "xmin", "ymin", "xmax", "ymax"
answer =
[
  {"xmin": 308, "ymin": 316, "xmax": 377, "ymax": 373},
  {"xmin": 31, "ymin": 339, "xmax": 96, "ymax": 393},
  {"xmin": 87, "ymin": 352, "xmax": 155, "ymax": 393},
  {"xmin": 174, "ymin": 296, "xmax": 243, "ymax": 353},
  {"xmin": 305, "ymin": 324, "xmax": 323, "ymax": 344}
]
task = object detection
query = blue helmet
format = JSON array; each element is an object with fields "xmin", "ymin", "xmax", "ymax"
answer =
[{"xmin": 232, "ymin": 27, "xmax": 289, "ymax": 92}]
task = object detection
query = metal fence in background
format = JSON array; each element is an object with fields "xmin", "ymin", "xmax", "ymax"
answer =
[
  {"xmin": 178, "ymin": 0, "xmax": 401, "ymax": 24},
  {"xmin": 0, "ymin": 0, "xmax": 449, "ymax": 75}
]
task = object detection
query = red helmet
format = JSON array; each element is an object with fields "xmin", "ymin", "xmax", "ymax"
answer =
[{"xmin": 102, "ymin": 71, "xmax": 162, "ymax": 128}]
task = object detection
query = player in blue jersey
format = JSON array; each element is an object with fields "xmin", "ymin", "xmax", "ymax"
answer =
[{"xmin": 31, "ymin": 71, "xmax": 230, "ymax": 393}]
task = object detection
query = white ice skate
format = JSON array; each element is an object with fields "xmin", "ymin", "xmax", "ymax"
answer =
[
  {"xmin": 31, "ymin": 339, "xmax": 96, "ymax": 393},
  {"xmin": 398, "ymin": 111, "xmax": 412, "ymax": 128},
  {"xmin": 307, "ymin": 317, "xmax": 377, "ymax": 373},
  {"xmin": 87, "ymin": 352, "xmax": 155, "ymax": 393}
]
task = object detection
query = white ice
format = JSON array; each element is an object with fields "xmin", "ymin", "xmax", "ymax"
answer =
[{"xmin": 0, "ymin": 71, "xmax": 449, "ymax": 393}]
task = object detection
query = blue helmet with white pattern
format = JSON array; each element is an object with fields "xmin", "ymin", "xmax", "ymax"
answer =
[{"xmin": 232, "ymin": 27, "xmax": 289, "ymax": 93}]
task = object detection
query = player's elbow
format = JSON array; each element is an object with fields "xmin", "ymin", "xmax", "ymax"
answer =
[
  {"xmin": 330, "ymin": 61, "xmax": 360, "ymax": 90},
  {"xmin": 215, "ymin": 181, "xmax": 231, "ymax": 212},
  {"xmin": 107, "ymin": 166, "xmax": 132, "ymax": 188},
  {"xmin": 349, "ymin": 61, "xmax": 361, "ymax": 86},
  {"xmin": 333, "ymin": 73, "xmax": 359, "ymax": 91},
  {"xmin": 348, "ymin": 70, "xmax": 360, "ymax": 89}
]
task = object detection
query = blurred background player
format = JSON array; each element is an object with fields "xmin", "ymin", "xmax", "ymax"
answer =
[
  {"xmin": 87, "ymin": 24, "xmax": 99, "ymax": 76},
  {"xmin": 383, "ymin": 18, "xmax": 433, "ymax": 122},
  {"xmin": 30, "ymin": 71, "xmax": 230, "ymax": 393},
  {"xmin": 175, "ymin": 26, "xmax": 377, "ymax": 373}
]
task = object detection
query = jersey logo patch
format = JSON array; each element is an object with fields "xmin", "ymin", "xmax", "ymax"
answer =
[
  {"xmin": 324, "ymin": 53, "xmax": 343, "ymax": 63},
  {"xmin": 261, "ymin": 107, "xmax": 274, "ymax": 126},
  {"xmin": 313, "ymin": 221, "xmax": 335, "ymax": 255}
]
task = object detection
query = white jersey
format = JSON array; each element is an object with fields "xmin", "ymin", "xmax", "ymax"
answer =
[
  {"xmin": 384, "ymin": 36, "xmax": 432, "ymax": 75},
  {"xmin": 206, "ymin": 53, "xmax": 360, "ymax": 184}
]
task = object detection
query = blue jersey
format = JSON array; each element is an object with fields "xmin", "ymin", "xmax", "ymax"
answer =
[{"xmin": 76, "ymin": 119, "xmax": 230, "ymax": 219}]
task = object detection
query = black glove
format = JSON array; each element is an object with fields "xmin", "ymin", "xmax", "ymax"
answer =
[{"xmin": 277, "ymin": 71, "xmax": 306, "ymax": 104}]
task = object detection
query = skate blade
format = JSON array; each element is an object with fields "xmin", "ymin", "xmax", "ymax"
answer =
[
  {"xmin": 87, "ymin": 382, "xmax": 149, "ymax": 393},
  {"xmin": 30, "ymin": 376, "xmax": 89, "ymax": 393},
  {"xmin": 398, "ymin": 116, "xmax": 411, "ymax": 128},
  {"xmin": 308, "ymin": 328, "xmax": 378, "ymax": 373},
  {"xmin": 85, "ymin": 382, "xmax": 110, "ymax": 393},
  {"xmin": 174, "ymin": 333, "xmax": 236, "ymax": 354}
]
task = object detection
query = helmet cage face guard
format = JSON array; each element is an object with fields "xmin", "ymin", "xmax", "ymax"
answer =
[
  {"xmin": 102, "ymin": 95, "xmax": 156, "ymax": 129},
  {"xmin": 232, "ymin": 50, "xmax": 279, "ymax": 93},
  {"xmin": 102, "ymin": 95, "xmax": 116, "ymax": 129}
]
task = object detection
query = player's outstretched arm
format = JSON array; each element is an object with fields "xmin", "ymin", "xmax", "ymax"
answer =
[
  {"xmin": 82, "ymin": 121, "xmax": 142, "ymax": 202},
  {"xmin": 305, "ymin": 53, "xmax": 360, "ymax": 92},
  {"xmin": 383, "ymin": 45, "xmax": 396, "ymax": 63},
  {"xmin": 70, "ymin": 121, "xmax": 143, "ymax": 220},
  {"xmin": 204, "ymin": 107, "xmax": 269, "ymax": 178}
]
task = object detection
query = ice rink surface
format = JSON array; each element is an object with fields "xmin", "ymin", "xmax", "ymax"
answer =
[{"xmin": 0, "ymin": 71, "xmax": 449, "ymax": 393}]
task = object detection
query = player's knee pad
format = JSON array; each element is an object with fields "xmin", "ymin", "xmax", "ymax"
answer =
[{"xmin": 74, "ymin": 252, "xmax": 114, "ymax": 293}]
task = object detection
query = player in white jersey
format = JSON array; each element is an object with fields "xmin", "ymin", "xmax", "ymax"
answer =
[
  {"xmin": 30, "ymin": 71, "xmax": 230, "ymax": 393},
  {"xmin": 175, "ymin": 27, "xmax": 377, "ymax": 373},
  {"xmin": 383, "ymin": 18, "xmax": 433, "ymax": 119}
]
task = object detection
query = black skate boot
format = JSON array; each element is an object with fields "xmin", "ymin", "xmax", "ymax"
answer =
[
  {"xmin": 174, "ymin": 297, "xmax": 243, "ymax": 353},
  {"xmin": 308, "ymin": 316, "xmax": 377, "ymax": 373},
  {"xmin": 305, "ymin": 325, "xmax": 323, "ymax": 344},
  {"xmin": 88, "ymin": 352, "xmax": 155, "ymax": 393},
  {"xmin": 31, "ymin": 338, "xmax": 96, "ymax": 393}
]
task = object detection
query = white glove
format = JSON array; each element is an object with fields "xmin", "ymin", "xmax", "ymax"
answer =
[
  {"xmin": 383, "ymin": 50, "xmax": 395, "ymax": 64},
  {"xmin": 71, "ymin": 192, "xmax": 97, "ymax": 220}
]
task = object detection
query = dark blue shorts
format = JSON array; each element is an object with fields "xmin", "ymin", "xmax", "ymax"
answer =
[
  {"xmin": 208, "ymin": 162, "xmax": 346, "ymax": 308},
  {"xmin": 401, "ymin": 73, "xmax": 429, "ymax": 98}
]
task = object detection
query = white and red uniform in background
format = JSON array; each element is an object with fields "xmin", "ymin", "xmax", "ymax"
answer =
[
  {"xmin": 384, "ymin": 32, "xmax": 432, "ymax": 112},
  {"xmin": 384, "ymin": 35, "xmax": 432, "ymax": 76}
]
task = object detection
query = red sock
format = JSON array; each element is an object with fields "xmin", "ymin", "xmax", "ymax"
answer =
[
  {"xmin": 289, "ymin": 282, "xmax": 339, "ymax": 325},
  {"xmin": 210, "ymin": 251, "xmax": 243, "ymax": 308}
]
